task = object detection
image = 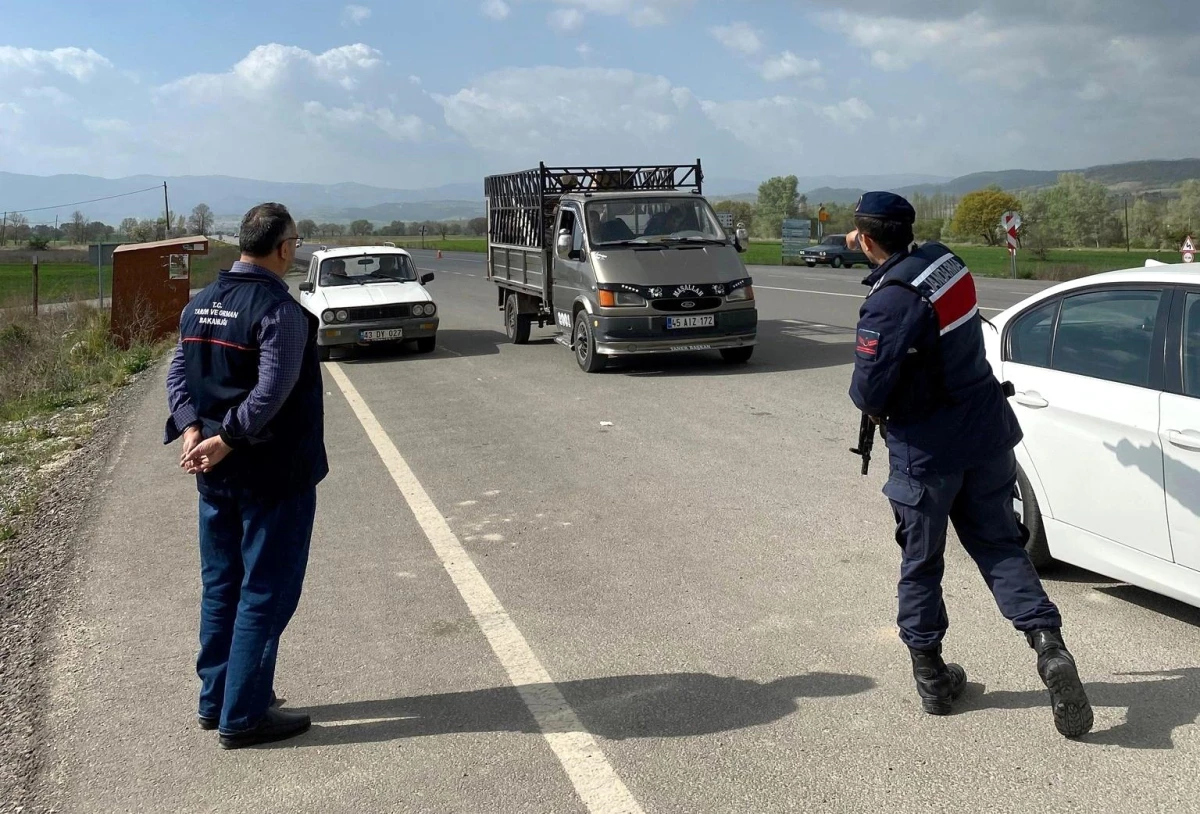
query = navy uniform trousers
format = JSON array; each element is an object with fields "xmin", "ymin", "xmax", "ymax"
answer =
[{"xmin": 883, "ymin": 448, "xmax": 1061, "ymax": 651}]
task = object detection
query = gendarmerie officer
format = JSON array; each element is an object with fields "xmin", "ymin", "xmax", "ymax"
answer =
[
  {"xmin": 166, "ymin": 202, "xmax": 327, "ymax": 749},
  {"xmin": 846, "ymin": 191, "xmax": 1092, "ymax": 738}
]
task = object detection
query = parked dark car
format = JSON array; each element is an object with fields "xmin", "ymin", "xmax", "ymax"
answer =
[{"xmin": 802, "ymin": 235, "xmax": 869, "ymax": 269}]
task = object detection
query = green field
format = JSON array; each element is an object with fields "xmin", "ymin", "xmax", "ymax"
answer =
[{"xmin": 0, "ymin": 246, "xmax": 241, "ymax": 306}]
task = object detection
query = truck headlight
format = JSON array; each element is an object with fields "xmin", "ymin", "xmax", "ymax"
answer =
[
  {"xmin": 598, "ymin": 290, "xmax": 646, "ymax": 307},
  {"xmin": 726, "ymin": 285, "xmax": 754, "ymax": 302}
]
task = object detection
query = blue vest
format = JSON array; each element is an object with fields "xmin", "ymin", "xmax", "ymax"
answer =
[
  {"xmin": 179, "ymin": 271, "xmax": 328, "ymax": 499},
  {"xmin": 867, "ymin": 242, "xmax": 1021, "ymax": 475}
]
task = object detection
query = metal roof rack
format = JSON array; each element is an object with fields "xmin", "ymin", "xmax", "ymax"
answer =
[{"xmin": 484, "ymin": 160, "xmax": 704, "ymax": 248}]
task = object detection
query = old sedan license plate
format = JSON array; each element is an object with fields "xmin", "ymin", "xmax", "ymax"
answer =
[
  {"xmin": 666, "ymin": 315, "xmax": 715, "ymax": 329},
  {"xmin": 360, "ymin": 328, "xmax": 404, "ymax": 341}
]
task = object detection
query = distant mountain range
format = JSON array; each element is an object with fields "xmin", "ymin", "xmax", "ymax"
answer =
[
  {"xmin": 1, "ymin": 161, "xmax": 1195, "ymax": 226},
  {"xmin": 717, "ymin": 159, "xmax": 1200, "ymax": 206}
]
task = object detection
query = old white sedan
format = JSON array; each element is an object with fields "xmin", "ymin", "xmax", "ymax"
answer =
[
  {"xmin": 298, "ymin": 245, "xmax": 438, "ymax": 359},
  {"xmin": 983, "ymin": 261, "xmax": 1200, "ymax": 609}
]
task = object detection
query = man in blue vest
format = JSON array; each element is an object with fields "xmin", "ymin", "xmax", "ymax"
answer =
[
  {"xmin": 165, "ymin": 202, "xmax": 328, "ymax": 749},
  {"xmin": 847, "ymin": 191, "xmax": 1092, "ymax": 738}
]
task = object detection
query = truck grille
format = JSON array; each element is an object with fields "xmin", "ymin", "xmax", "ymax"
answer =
[
  {"xmin": 346, "ymin": 304, "xmax": 411, "ymax": 321},
  {"xmin": 652, "ymin": 297, "xmax": 723, "ymax": 312}
]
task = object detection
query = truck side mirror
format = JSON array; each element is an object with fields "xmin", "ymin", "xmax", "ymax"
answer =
[{"xmin": 556, "ymin": 231, "xmax": 572, "ymax": 257}]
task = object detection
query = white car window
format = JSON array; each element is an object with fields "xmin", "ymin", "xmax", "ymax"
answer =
[
  {"xmin": 1008, "ymin": 299, "xmax": 1060, "ymax": 368},
  {"xmin": 320, "ymin": 254, "xmax": 418, "ymax": 286},
  {"xmin": 1050, "ymin": 289, "xmax": 1163, "ymax": 388}
]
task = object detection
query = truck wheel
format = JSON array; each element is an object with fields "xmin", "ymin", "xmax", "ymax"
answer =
[
  {"xmin": 720, "ymin": 346, "xmax": 754, "ymax": 364},
  {"xmin": 505, "ymin": 293, "xmax": 532, "ymax": 344},
  {"xmin": 573, "ymin": 314, "xmax": 606, "ymax": 373},
  {"xmin": 415, "ymin": 336, "xmax": 436, "ymax": 354},
  {"xmin": 805, "ymin": 261, "xmax": 816, "ymax": 268},
  {"xmin": 1015, "ymin": 464, "xmax": 1052, "ymax": 569}
]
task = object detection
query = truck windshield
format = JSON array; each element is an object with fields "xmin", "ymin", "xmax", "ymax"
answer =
[
  {"xmin": 319, "ymin": 254, "xmax": 418, "ymax": 286},
  {"xmin": 584, "ymin": 197, "xmax": 728, "ymax": 246}
]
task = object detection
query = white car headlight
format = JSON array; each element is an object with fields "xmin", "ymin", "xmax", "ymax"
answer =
[
  {"xmin": 414, "ymin": 303, "xmax": 428, "ymax": 316},
  {"xmin": 425, "ymin": 302, "xmax": 436, "ymax": 316},
  {"xmin": 322, "ymin": 309, "xmax": 336, "ymax": 323},
  {"xmin": 336, "ymin": 310, "xmax": 348, "ymax": 322}
]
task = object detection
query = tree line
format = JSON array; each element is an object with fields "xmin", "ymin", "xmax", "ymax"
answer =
[
  {"xmin": 294, "ymin": 217, "xmax": 488, "ymax": 240},
  {"xmin": 0, "ymin": 203, "xmax": 217, "ymax": 249},
  {"xmin": 711, "ymin": 174, "xmax": 1200, "ymax": 253}
]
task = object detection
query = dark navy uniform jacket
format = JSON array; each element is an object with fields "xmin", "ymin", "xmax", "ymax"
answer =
[
  {"xmin": 173, "ymin": 270, "xmax": 328, "ymax": 500},
  {"xmin": 848, "ymin": 242, "xmax": 1021, "ymax": 477}
]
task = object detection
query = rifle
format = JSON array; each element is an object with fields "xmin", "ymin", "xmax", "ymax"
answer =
[{"xmin": 850, "ymin": 414, "xmax": 885, "ymax": 476}]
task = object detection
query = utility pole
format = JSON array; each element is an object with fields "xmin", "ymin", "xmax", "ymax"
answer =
[
  {"xmin": 163, "ymin": 182, "xmax": 171, "ymax": 240},
  {"xmin": 1, "ymin": 212, "xmax": 6, "ymax": 247}
]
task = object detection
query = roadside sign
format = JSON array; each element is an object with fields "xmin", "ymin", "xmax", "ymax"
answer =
[
  {"xmin": 1001, "ymin": 211, "xmax": 1021, "ymax": 251},
  {"xmin": 782, "ymin": 218, "xmax": 812, "ymax": 261},
  {"xmin": 1183, "ymin": 236, "xmax": 1196, "ymax": 263},
  {"xmin": 1185, "ymin": 252, "xmax": 1195, "ymax": 263}
]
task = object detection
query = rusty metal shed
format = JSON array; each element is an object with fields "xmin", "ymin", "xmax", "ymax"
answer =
[{"xmin": 110, "ymin": 235, "xmax": 209, "ymax": 346}]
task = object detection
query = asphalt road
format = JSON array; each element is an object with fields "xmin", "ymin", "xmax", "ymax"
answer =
[{"xmin": 33, "ymin": 249, "xmax": 1200, "ymax": 813}]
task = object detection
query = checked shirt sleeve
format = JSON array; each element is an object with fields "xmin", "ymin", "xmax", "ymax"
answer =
[{"xmin": 219, "ymin": 301, "xmax": 309, "ymax": 447}]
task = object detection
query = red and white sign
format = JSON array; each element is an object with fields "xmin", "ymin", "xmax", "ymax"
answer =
[
  {"xmin": 1001, "ymin": 211, "xmax": 1021, "ymax": 250},
  {"xmin": 1183, "ymin": 236, "xmax": 1195, "ymax": 263}
]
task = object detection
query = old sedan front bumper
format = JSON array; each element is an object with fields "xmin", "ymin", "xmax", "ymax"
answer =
[{"xmin": 318, "ymin": 316, "xmax": 440, "ymax": 347}]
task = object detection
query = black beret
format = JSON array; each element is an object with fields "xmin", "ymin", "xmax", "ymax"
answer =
[{"xmin": 854, "ymin": 191, "xmax": 916, "ymax": 225}]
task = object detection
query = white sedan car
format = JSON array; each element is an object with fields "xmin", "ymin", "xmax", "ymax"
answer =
[
  {"xmin": 983, "ymin": 262, "xmax": 1200, "ymax": 609},
  {"xmin": 298, "ymin": 245, "xmax": 438, "ymax": 359}
]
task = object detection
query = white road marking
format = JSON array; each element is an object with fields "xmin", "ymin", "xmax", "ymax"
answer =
[
  {"xmin": 324, "ymin": 363, "xmax": 645, "ymax": 814},
  {"xmin": 756, "ymin": 285, "xmax": 1003, "ymax": 312}
]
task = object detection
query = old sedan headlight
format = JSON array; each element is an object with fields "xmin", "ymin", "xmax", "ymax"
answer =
[
  {"xmin": 322, "ymin": 309, "xmax": 336, "ymax": 323},
  {"xmin": 336, "ymin": 310, "xmax": 348, "ymax": 322}
]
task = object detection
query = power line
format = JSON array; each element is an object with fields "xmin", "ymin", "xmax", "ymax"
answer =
[{"xmin": 3, "ymin": 184, "xmax": 162, "ymax": 216}]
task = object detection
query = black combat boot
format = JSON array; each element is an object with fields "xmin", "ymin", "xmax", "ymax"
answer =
[
  {"xmin": 908, "ymin": 646, "xmax": 967, "ymax": 715},
  {"xmin": 1027, "ymin": 629, "xmax": 1093, "ymax": 739}
]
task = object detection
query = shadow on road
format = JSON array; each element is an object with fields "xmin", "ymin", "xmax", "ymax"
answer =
[
  {"xmin": 604, "ymin": 320, "xmax": 855, "ymax": 378},
  {"xmin": 334, "ymin": 329, "xmax": 519, "ymax": 364},
  {"xmin": 962, "ymin": 667, "xmax": 1200, "ymax": 750},
  {"xmin": 287, "ymin": 671, "xmax": 874, "ymax": 748}
]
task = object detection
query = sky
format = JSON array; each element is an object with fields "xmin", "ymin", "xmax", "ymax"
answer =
[{"xmin": 1, "ymin": 0, "xmax": 1197, "ymax": 191}]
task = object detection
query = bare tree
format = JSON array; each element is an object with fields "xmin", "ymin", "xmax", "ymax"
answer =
[
  {"xmin": 188, "ymin": 203, "xmax": 214, "ymax": 236},
  {"xmin": 70, "ymin": 210, "xmax": 88, "ymax": 244}
]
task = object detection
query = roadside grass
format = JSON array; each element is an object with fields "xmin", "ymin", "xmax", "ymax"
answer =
[
  {"xmin": 0, "ymin": 295, "xmax": 172, "ymax": 568},
  {"xmin": 0, "ymin": 244, "xmax": 241, "ymax": 305}
]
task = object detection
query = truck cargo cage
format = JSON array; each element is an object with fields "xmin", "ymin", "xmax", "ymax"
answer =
[{"xmin": 484, "ymin": 161, "xmax": 704, "ymax": 249}]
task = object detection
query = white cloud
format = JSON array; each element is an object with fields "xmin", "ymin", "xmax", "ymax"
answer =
[
  {"xmin": 481, "ymin": 0, "xmax": 511, "ymax": 20},
  {"xmin": 576, "ymin": 43, "xmax": 595, "ymax": 59},
  {"xmin": 821, "ymin": 97, "xmax": 874, "ymax": 128},
  {"xmin": 0, "ymin": 46, "xmax": 112, "ymax": 82},
  {"xmin": 435, "ymin": 66, "xmax": 715, "ymax": 159},
  {"xmin": 548, "ymin": 8, "xmax": 586, "ymax": 32},
  {"xmin": 759, "ymin": 51, "xmax": 820, "ymax": 82},
  {"xmin": 710, "ymin": 22, "xmax": 763, "ymax": 57},
  {"xmin": 341, "ymin": 4, "xmax": 372, "ymax": 26},
  {"xmin": 22, "ymin": 86, "xmax": 75, "ymax": 106},
  {"xmin": 542, "ymin": 0, "xmax": 693, "ymax": 30}
]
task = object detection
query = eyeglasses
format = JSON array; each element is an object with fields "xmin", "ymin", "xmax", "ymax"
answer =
[{"xmin": 278, "ymin": 234, "xmax": 303, "ymax": 250}]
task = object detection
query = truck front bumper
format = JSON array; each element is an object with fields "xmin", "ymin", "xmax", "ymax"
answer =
[
  {"xmin": 591, "ymin": 308, "xmax": 757, "ymax": 356},
  {"xmin": 318, "ymin": 317, "xmax": 440, "ymax": 347}
]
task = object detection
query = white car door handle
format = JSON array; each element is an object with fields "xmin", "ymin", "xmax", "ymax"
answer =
[
  {"xmin": 1013, "ymin": 392, "xmax": 1049, "ymax": 409},
  {"xmin": 1167, "ymin": 431, "xmax": 1200, "ymax": 452}
]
